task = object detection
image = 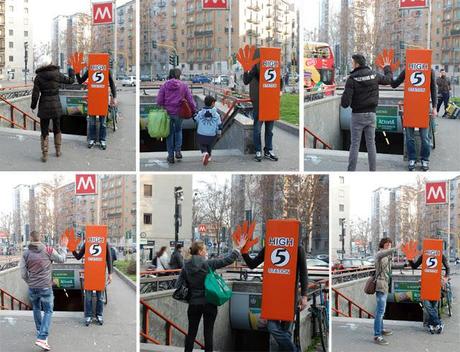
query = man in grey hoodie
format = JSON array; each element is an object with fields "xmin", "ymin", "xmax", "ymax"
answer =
[{"xmin": 20, "ymin": 230, "xmax": 68, "ymax": 351}]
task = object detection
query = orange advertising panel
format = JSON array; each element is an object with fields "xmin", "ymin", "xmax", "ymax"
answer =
[
  {"xmin": 84, "ymin": 225, "xmax": 107, "ymax": 291},
  {"xmin": 88, "ymin": 53, "xmax": 109, "ymax": 117},
  {"xmin": 403, "ymin": 49, "xmax": 432, "ymax": 129},
  {"xmin": 261, "ymin": 219, "xmax": 300, "ymax": 321},
  {"xmin": 258, "ymin": 47, "xmax": 281, "ymax": 122},
  {"xmin": 420, "ymin": 239, "xmax": 443, "ymax": 301}
]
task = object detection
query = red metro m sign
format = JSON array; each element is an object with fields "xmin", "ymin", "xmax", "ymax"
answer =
[
  {"xmin": 75, "ymin": 174, "xmax": 97, "ymax": 195},
  {"xmin": 425, "ymin": 182, "xmax": 447, "ymax": 205},
  {"xmin": 202, "ymin": 0, "xmax": 228, "ymax": 10},
  {"xmin": 92, "ymin": 1, "xmax": 114, "ymax": 25},
  {"xmin": 400, "ymin": 0, "xmax": 428, "ymax": 9}
]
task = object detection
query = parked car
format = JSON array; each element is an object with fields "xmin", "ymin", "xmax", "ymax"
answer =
[
  {"xmin": 192, "ymin": 75, "xmax": 212, "ymax": 84},
  {"xmin": 213, "ymin": 75, "xmax": 229, "ymax": 85},
  {"xmin": 121, "ymin": 76, "xmax": 136, "ymax": 87},
  {"xmin": 116, "ymin": 74, "xmax": 127, "ymax": 81},
  {"xmin": 140, "ymin": 74, "xmax": 152, "ymax": 82}
]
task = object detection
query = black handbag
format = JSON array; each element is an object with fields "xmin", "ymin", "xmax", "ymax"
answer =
[{"xmin": 173, "ymin": 269, "xmax": 190, "ymax": 303}]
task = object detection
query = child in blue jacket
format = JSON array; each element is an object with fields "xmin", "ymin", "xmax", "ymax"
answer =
[{"xmin": 194, "ymin": 95, "xmax": 222, "ymax": 166}]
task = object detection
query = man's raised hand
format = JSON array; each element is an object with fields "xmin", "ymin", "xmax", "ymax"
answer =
[{"xmin": 236, "ymin": 45, "xmax": 260, "ymax": 72}]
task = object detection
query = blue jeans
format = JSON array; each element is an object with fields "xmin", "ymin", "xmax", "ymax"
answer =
[
  {"xmin": 88, "ymin": 116, "xmax": 107, "ymax": 142},
  {"xmin": 423, "ymin": 300, "xmax": 442, "ymax": 326},
  {"xmin": 374, "ymin": 291, "xmax": 387, "ymax": 337},
  {"xmin": 84, "ymin": 290, "xmax": 104, "ymax": 318},
  {"xmin": 405, "ymin": 127, "xmax": 430, "ymax": 161},
  {"xmin": 267, "ymin": 320, "xmax": 298, "ymax": 352},
  {"xmin": 29, "ymin": 288, "xmax": 54, "ymax": 340},
  {"xmin": 166, "ymin": 115, "xmax": 183, "ymax": 157},
  {"xmin": 253, "ymin": 109, "xmax": 274, "ymax": 153}
]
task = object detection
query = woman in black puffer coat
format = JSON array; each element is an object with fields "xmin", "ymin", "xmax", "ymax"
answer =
[{"xmin": 31, "ymin": 64, "xmax": 75, "ymax": 162}]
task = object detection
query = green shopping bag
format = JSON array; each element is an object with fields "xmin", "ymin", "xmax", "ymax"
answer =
[
  {"xmin": 147, "ymin": 108, "xmax": 170, "ymax": 139},
  {"xmin": 205, "ymin": 267, "xmax": 232, "ymax": 306}
]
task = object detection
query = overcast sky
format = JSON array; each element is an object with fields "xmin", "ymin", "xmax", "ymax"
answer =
[
  {"xmin": 0, "ymin": 173, "xmax": 74, "ymax": 214},
  {"xmin": 347, "ymin": 172, "xmax": 460, "ymax": 220},
  {"xmin": 30, "ymin": 0, "xmax": 131, "ymax": 46},
  {"xmin": 301, "ymin": 0, "xmax": 320, "ymax": 31}
]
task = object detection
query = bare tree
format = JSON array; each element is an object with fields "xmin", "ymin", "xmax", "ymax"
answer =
[{"xmin": 193, "ymin": 177, "xmax": 231, "ymax": 255}]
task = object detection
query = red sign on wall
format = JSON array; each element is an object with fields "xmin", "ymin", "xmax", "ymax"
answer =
[
  {"xmin": 198, "ymin": 224, "xmax": 207, "ymax": 233},
  {"xmin": 202, "ymin": 0, "xmax": 228, "ymax": 10},
  {"xmin": 400, "ymin": 0, "xmax": 428, "ymax": 9},
  {"xmin": 75, "ymin": 174, "xmax": 97, "ymax": 195},
  {"xmin": 92, "ymin": 1, "xmax": 114, "ymax": 25},
  {"xmin": 425, "ymin": 182, "xmax": 447, "ymax": 205}
]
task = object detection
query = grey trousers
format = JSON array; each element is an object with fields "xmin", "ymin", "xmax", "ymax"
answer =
[{"xmin": 348, "ymin": 112, "xmax": 377, "ymax": 171}]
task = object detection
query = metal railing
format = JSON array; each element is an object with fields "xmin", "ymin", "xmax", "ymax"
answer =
[
  {"xmin": 304, "ymin": 127, "xmax": 333, "ymax": 150},
  {"xmin": 140, "ymin": 269, "xmax": 181, "ymax": 294},
  {"xmin": 140, "ymin": 298, "xmax": 205, "ymax": 348},
  {"xmin": 0, "ymin": 260, "xmax": 19, "ymax": 272},
  {"xmin": 304, "ymin": 84, "xmax": 337, "ymax": 102},
  {"xmin": 331, "ymin": 287, "xmax": 374, "ymax": 319},
  {"xmin": 0, "ymin": 288, "xmax": 31, "ymax": 310},
  {"xmin": 0, "ymin": 94, "xmax": 40, "ymax": 131},
  {"xmin": 0, "ymin": 87, "xmax": 33, "ymax": 100},
  {"xmin": 331, "ymin": 266, "xmax": 375, "ymax": 285}
]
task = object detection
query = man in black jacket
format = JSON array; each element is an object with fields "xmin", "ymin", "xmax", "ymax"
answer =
[
  {"xmin": 390, "ymin": 69, "xmax": 437, "ymax": 171},
  {"xmin": 73, "ymin": 241, "xmax": 113, "ymax": 326},
  {"xmin": 169, "ymin": 243, "xmax": 184, "ymax": 269},
  {"xmin": 408, "ymin": 252, "xmax": 449, "ymax": 334},
  {"xmin": 242, "ymin": 245, "xmax": 308, "ymax": 351},
  {"xmin": 341, "ymin": 54, "xmax": 393, "ymax": 171}
]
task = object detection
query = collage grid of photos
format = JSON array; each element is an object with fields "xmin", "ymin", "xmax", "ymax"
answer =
[{"xmin": 0, "ymin": 1, "xmax": 458, "ymax": 352}]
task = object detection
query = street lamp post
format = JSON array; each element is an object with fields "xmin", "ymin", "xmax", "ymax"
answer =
[
  {"xmin": 24, "ymin": 42, "xmax": 29, "ymax": 85},
  {"xmin": 174, "ymin": 186, "xmax": 183, "ymax": 244}
]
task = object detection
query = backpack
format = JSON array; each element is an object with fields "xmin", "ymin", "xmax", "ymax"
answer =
[{"xmin": 147, "ymin": 108, "xmax": 170, "ymax": 139}]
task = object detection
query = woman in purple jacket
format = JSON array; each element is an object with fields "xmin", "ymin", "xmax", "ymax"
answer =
[{"xmin": 157, "ymin": 68, "xmax": 197, "ymax": 164}]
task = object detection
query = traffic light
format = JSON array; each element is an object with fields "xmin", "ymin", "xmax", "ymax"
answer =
[
  {"xmin": 152, "ymin": 40, "xmax": 157, "ymax": 49},
  {"xmin": 169, "ymin": 54, "xmax": 179, "ymax": 67}
]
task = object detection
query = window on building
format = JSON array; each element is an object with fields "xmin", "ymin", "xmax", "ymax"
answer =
[
  {"xmin": 24, "ymin": 7, "xmax": 28, "ymax": 14},
  {"xmin": 24, "ymin": 31, "xmax": 28, "ymax": 37},
  {"xmin": 9, "ymin": 6, "xmax": 13, "ymax": 12},
  {"xmin": 339, "ymin": 204, "xmax": 345, "ymax": 212},
  {"xmin": 9, "ymin": 30, "xmax": 13, "ymax": 35},
  {"xmin": 144, "ymin": 213, "xmax": 152, "ymax": 225},
  {"xmin": 9, "ymin": 42, "xmax": 13, "ymax": 48},
  {"xmin": 339, "ymin": 176, "xmax": 345, "ymax": 184},
  {"xmin": 144, "ymin": 184, "xmax": 152, "ymax": 197}
]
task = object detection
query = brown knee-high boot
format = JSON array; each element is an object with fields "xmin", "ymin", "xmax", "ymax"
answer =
[
  {"xmin": 41, "ymin": 136, "xmax": 48, "ymax": 162},
  {"xmin": 54, "ymin": 133, "xmax": 62, "ymax": 157}
]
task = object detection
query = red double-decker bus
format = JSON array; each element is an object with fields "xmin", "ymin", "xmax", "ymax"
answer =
[{"xmin": 304, "ymin": 42, "xmax": 335, "ymax": 94}]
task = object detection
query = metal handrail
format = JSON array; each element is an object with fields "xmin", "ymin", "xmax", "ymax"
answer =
[
  {"xmin": 331, "ymin": 287, "xmax": 374, "ymax": 319},
  {"xmin": 0, "ymin": 95, "xmax": 40, "ymax": 131},
  {"xmin": 0, "ymin": 288, "xmax": 31, "ymax": 310},
  {"xmin": 140, "ymin": 299, "xmax": 205, "ymax": 348},
  {"xmin": 304, "ymin": 127, "xmax": 332, "ymax": 149}
]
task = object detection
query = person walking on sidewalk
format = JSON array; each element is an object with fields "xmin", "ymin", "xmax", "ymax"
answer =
[
  {"xmin": 177, "ymin": 236, "xmax": 247, "ymax": 352},
  {"xmin": 373, "ymin": 238, "xmax": 402, "ymax": 345},
  {"xmin": 169, "ymin": 243, "xmax": 184, "ymax": 270},
  {"xmin": 341, "ymin": 54, "xmax": 393, "ymax": 171},
  {"xmin": 31, "ymin": 64, "xmax": 75, "ymax": 162},
  {"xmin": 72, "ymin": 241, "xmax": 113, "ymax": 326},
  {"xmin": 436, "ymin": 69, "xmax": 451, "ymax": 117},
  {"xmin": 157, "ymin": 68, "xmax": 197, "ymax": 164},
  {"xmin": 19, "ymin": 230, "xmax": 68, "ymax": 351}
]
